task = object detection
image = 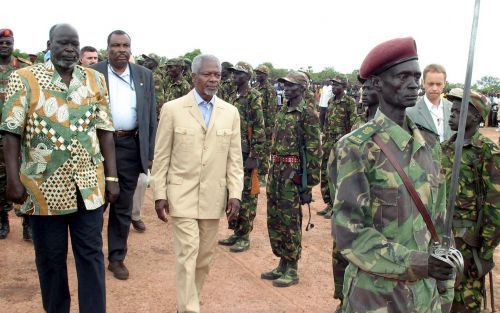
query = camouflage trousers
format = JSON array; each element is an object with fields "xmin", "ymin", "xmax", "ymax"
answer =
[
  {"xmin": 234, "ymin": 170, "xmax": 258, "ymax": 237},
  {"xmin": 266, "ymin": 162, "xmax": 302, "ymax": 262},
  {"xmin": 332, "ymin": 241, "xmax": 348, "ymax": 300},
  {"xmin": 320, "ymin": 145, "xmax": 333, "ymax": 208},
  {"xmin": 0, "ymin": 135, "xmax": 11, "ymax": 213}
]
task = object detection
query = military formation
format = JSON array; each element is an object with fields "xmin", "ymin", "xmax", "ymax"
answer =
[{"xmin": 1, "ymin": 25, "xmax": 499, "ymax": 313}]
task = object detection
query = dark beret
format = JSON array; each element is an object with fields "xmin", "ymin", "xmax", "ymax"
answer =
[{"xmin": 359, "ymin": 37, "xmax": 418, "ymax": 80}]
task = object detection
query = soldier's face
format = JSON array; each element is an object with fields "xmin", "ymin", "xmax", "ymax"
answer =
[
  {"xmin": 256, "ymin": 71, "xmax": 267, "ymax": 84},
  {"xmin": 0, "ymin": 37, "xmax": 14, "ymax": 58},
  {"xmin": 232, "ymin": 71, "xmax": 250, "ymax": 86},
  {"xmin": 193, "ymin": 59, "xmax": 221, "ymax": 100},
  {"xmin": 448, "ymin": 98, "xmax": 480, "ymax": 131},
  {"xmin": 49, "ymin": 25, "xmax": 80, "ymax": 71},
  {"xmin": 284, "ymin": 82, "xmax": 304, "ymax": 101},
  {"xmin": 362, "ymin": 81, "xmax": 378, "ymax": 108},
  {"xmin": 332, "ymin": 82, "xmax": 344, "ymax": 96},
  {"xmin": 377, "ymin": 60, "xmax": 421, "ymax": 109},
  {"xmin": 80, "ymin": 51, "xmax": 98, "ymax": 67},
  {"xmin": 143, "ymin": 59, "xmax": 157, "ymax": 71},
  {"xmin": 108, "ymin": 34, "xmax": 131, "ymax": 69},
  {"xmin": 167, "ymin": 65, "xmax": 183, "ymax": 78}
]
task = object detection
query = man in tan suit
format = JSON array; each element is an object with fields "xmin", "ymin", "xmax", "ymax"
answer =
[{"xmin": 152, "ymin": 54, "xmax": 243, "ymax": 313}]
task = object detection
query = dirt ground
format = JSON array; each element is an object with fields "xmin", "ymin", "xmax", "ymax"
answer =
[{"xmin": 0, "ymin": 128, "xmax": 499, "ymax": 313}]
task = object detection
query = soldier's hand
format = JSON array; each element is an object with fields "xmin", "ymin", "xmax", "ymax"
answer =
[
  {"xmin": 155, "ymin": 199, "xmax": 169, "ymax": 223},
  {"xmin": 226, "ymin": 198, "xmax": 240, "ymax": 223},
  {"xmin": 105, "ymin": 181, "xmax": 120, "ymax": 204},
  {"xmin": 428, "ymin": 254, "xmax": 454, "ymax": 281},
  {"xmin": 6, "ymin": 181, "xmax": 28, "ymax": 204}
]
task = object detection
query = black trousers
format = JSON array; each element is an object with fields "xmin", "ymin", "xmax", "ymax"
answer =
[
  {"xmin": 30, "ymin": 193, "xmax": 105, "ymax": 313},
  {"xmin": 107, "ymin": 136, "xmax": 142, "ymax": 262},
  {"xmin": 319, "ymin": 107, "xmax": 327, "ymax": 130}
]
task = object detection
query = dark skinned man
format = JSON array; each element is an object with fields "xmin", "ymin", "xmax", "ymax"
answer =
[
  {"xmin": 441, "ymin": 88, "xmax": 500, "ymax": 313},
  {"xmin": 1, "ymin": 24, "xmax": 118, "ymax": 313},
  {"xmin": 332, "ymin": 37, "xmax": 455, "ymax": 313},
  {"xmin": 218, "ymin": 62, "xmax": 266, "ymax": 252},
  {"xmin": 0, "ymin": 28, "xmax": 32, "ymax": 240}
]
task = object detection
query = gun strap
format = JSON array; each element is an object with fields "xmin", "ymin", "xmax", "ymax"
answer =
[{"xmin": 372, "ymin": 133, "xmax": 440, "ymax": 243}]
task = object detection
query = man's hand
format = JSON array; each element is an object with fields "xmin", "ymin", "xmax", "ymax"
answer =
[
  {"xmin": 6, "ymin": 181, "xmax": 27, "ymax": 204},
  {"xmin": 226, "ymin": 198, "xmax": 240, "ymax": 223},
  {"xmin": 428, "ymin": 254, "xmax": 454, "ymax": 281},
  {"xmin": 105, "ymin": 181, "xmax": 120, "ymax": 204},
  {"xmin": 155, "ymin": 199, "xmax": 169, "ymax": 223}
]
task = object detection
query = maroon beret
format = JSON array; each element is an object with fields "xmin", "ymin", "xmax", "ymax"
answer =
[
  {"xmin": 0, "ymin": 28, "xmax": 14, "ymax": 38},
  {"xmin": 359, "ymin": 37, "xmax": 418, "ymax": 80}
]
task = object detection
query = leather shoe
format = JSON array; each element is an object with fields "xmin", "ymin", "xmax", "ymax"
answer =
[
  {"xmin": 132, "ymin": 219, "xmax": 146, "ymax": 232},
  {"xmin": 108, "ymin": 261, "xmax": 129, "ymax": 280}
]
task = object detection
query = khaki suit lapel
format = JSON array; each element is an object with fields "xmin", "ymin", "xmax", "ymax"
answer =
[
  {"xmin": 186, "ymin": 92, "xmax": 207, "ymax": 131},
  {"xmin": 206, "ymin": 97, "xmax": 223, "ymax": 134}
]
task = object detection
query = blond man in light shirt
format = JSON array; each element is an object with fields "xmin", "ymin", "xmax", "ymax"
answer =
[{"xmin": 407, "ymin": 64, "xmax": 454, "ymax": 142}]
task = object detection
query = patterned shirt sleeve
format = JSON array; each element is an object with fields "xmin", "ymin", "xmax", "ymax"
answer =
[
  {"xmin": 249, "ymin": 91, "xmax": 267, "ymax": 176},
  {"xmin": 94, "ymin": 72, "xmax": 114, "ymax": 131},
  {"xmin": 303, "ymin": 107, "xmax": 322, "ymax": 187},
  {"xmin": 481, "ymin": 143, "xmax": 500, "ymax": 260},
  {"xmin": 0, "ymin": 71, "xmax": 28, "ymax": 136}
]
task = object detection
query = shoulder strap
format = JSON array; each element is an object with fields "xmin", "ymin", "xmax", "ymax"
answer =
[{"xmin": 372, "ymin": 133, "xmax": 440, "ymax": 243}]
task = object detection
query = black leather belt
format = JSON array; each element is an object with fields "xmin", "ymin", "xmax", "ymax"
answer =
[{"xmin": 114, "ymin": 129, "xmax": 138, "ymax": 137}]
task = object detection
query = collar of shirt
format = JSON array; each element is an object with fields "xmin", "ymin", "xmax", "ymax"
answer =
[
  {"xmin": 423, "ymin": 94, "xmax": 443, "ymax": 114},
  {"xmin": 45, "ymin": 60, "xmax": 85, "ymax": 92},
  {"xmin": 373, "ymin": 109, "xmax": 426, "ymax": 152},
  {"xmin": 108, "ymin": 63, "xmax": 134, "ymax": 89},
  {"xmin": 193, "ymin": 88, "xmax": 215, "ymax": 107}
]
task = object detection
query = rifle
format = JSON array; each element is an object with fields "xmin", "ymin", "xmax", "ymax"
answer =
[
  {"xmin": 296, "ymin": 109, "xmax": 314, "ymax": 231},
  {"xmin": 432, "ymin": 0, "xmax": 481, "ymax": 281}
]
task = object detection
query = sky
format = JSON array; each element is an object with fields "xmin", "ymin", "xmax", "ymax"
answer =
[{"xmin": 3, "ymin": 0, "xmax": 499, "ymax": 84}]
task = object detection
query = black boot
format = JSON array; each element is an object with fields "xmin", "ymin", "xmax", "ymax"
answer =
[
  {"xmin": 261, "ymin": 258, "xmax": 286, "ymax": 280},
  {"xmin": 22, "ymin": 216, "xmax": 32, "ymax": 241},
  {"xmin": 0, "ymin": 211, "xmax": 9, "ymax": 239}
]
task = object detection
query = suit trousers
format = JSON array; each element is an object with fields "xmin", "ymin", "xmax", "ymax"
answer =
[
  {"xmin": 30, "ymin": 193, "xmax": 105, "ymax": 313},
  {"xmin": 172, "ymin": 217, "xmax": 220, "ymax": 313},
  {"xmin": 108, "ymin": 136, "xmax": 142, "ymax": 261}
]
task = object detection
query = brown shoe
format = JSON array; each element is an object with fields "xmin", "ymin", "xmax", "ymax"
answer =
[
  {"xmin": 132, "ymin": 219, "xmax": 146, "ymax": 232},
  {"xmin": 108, "ymin": 261, "xmax": 129, "ymax": 280}
]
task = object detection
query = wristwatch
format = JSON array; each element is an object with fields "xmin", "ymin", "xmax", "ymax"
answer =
[{"xmin": 105, "ymin": 176, "xmax": 119, "ymax": 182}]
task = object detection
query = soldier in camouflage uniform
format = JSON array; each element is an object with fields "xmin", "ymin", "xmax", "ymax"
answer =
[
  {"xmin": 298, "ymin": 70, "xmax": 316, "ymax": 112},
  {"xmin": 0, "ymin": 28, "xmax": 32, "ymax": 240},
  {"xmin": 218, "ymin": 61, "xmax": 235, "ymax": 102},
  {"xmin": 255, "ymin": 64, "xmax": 277, "ymax": 177},
  {"xmin": 183, "ymin": 58, "xmax": 193, "ymax": 88},
  {"xmin": 159, "ymin": 58, "xmax": 191, "ymax": 117},
  {"xmin": 318, "ymin": 78, "xmax": 358, "ymax": 219},
  {"xmin": 218, "ymin": 62, "xmax": 267, "ymax": 252},
  {"xmin": 441, "ymin": 88, "xmax": 500, "ymax": 313},
  {"xmin": 332, "ymin": 37, "xmax": 455, "ymax": 313},
  {"xmin": 327, "ymin": 76, "xmax": 379, "ymax": 312},
  {"xmin": 141, "ymin": 54, "xmax": 165, "ymax": 118},
  {"xmin": 261, "ymin": 71, "xmax": 321, "ymax": 287}
]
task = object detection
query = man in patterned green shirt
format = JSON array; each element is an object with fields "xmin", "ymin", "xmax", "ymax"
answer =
[
  {"xmin": 261, "ymin": 71, "xmax": 322, "ymax": 287},
  {"xmin": 0, "ymin": 28, "xmax": 32, "ymax": 240},
  {"xmin": 319, "ymin": 77, "xmax": 358, "ymax": 218},
  {"xmin": 255, "ymin": 64, "xmax": 277, "ymax": 175},
  {"xmin": 1, "ymin": 24, "xmax": 119, "ymax": 313},
  {"xmin": 218, "ymin": 61, "xmax": 266, "ymax": 253},
  {"xmin": 332, "ymin": 37, "xmax": 455, "ymax": 313},
  {"xmin": 441, "ymin": 88, "xmax": 500, "ymax": 313}
]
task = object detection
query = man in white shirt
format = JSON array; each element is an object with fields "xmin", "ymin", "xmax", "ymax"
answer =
[
  {"xmin": 406, "ymin": 63, "xmax": 453, "ymax": 142},
  {"xmin": 318, "ymin": 80, "xmax": 333, "ymax": 130}
]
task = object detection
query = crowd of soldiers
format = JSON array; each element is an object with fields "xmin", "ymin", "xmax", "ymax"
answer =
[{"xmin": 1, "ymin": 27, "xmax": 499, "ymax": 313}]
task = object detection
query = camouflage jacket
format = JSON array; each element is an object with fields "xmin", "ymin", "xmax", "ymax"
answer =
[
  {"xmin": 0, "ymin": 56, "xmax": 31, "ymax": 112},
  {"xmin": 441, "ymin": 131, "xmax": 500, "ymax": 261},
  {"xmin": 158, "ymin": 77, "xmax": 191, "ymax": 118},
  {"xmin": 272, "ymin": 100, "xmax": 322, "ymax": 187},
  {"xmin": 256, "ymin": 82, "xmax": 277, "ymax": 139},
  {"xmin": 153, "ymin": 69, "xmax": 164, "ymax": 108},
  {"xmin": 324, "ymin": 95, "xmax": 360, "ymax": 149},
  {"xmin": 218, "ymin": 79, "xmax": 236, "ymax": 103},
  {"xmin": 230, "ymin": 87, "xmax": 267, "ymax": 176},
  {"xmin": 332, "ymin": 110, "xmax": 452, "ymax": 312}
]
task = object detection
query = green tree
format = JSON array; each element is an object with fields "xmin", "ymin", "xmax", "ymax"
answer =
[
  {"xmin": 475, "ymin": 76, "xmax": 500, "ymax": 94},
  {"xmin": 182, "ymin": 49, "xmax": 202, "ymax": 61}
]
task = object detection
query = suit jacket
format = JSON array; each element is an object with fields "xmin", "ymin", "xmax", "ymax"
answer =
[
  {"xmin": 406, "ymin": 96, "xmax": 454, "ymax": 141},
  {"xmin": 92, "ymin": 61, "xmax": 157, "ymax": 173},
  {"xmin": 151, "ymin": 91, "xmax": 244, "ymax": 219}
]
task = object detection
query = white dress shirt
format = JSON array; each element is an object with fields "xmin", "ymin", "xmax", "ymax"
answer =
[
  {"xmin": 107, "ymin": 64, "xmax": 137, "ymax": 130},
  {"xmin": 319, "ymin": 85, "xmax": 332, "ymax": 108},
  {"xmin": 424, "ymin": 94, "xmax": 444, "ymax": 142}
]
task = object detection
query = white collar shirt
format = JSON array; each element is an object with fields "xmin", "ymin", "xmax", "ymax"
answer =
[
  {"xmin": 107, "ymin": 64, "xmax": 137, "ymax": 130},
  {"xmin": 424, "ymin": 94, "xmax": 445, "ymax": 142}
]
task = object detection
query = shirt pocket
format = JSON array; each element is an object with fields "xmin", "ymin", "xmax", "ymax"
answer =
[
  {"xmin": 371, "ymin": 186, "xmax": 399, "ymax": 239},
  {"xmin": 216, "ymin": 129, "xmax": 232, "ymax": 152},
  {"xmin": 174, "ymin": 127, "xmax": 195, "ymax": 151}
]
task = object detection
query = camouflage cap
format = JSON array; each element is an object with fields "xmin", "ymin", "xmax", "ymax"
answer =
[
  {"xmin": 0, "ymin": 28, "xmax": 13, "ymax": 38},
  {"xmin": 221, "ymin": 61, "xmax": 233, "ymax": 69},
  {"xmin": 277, "ymin": 71, "xmax": 309, "ymax": 88},
  {"xmin": 446, "ymin": 88, "xmax": 491, "ymax": 121},
  {"xmin": 141, "ymin": 53, "xmax": 159, "ymax": 65},
  {"xmin": 165, "ymin": 58, "xmax": 185, "ymax": 67},
  {"xmin": 331, "ymin": 76, "xmax": 347, "ymax": 86},
  {"xmin": 255, "ymin": 64, "xmax": 270, "ymax": 75},
  {"xmin": 230, "ymin": 61, "xmax": 253, "ymax": 76}
]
